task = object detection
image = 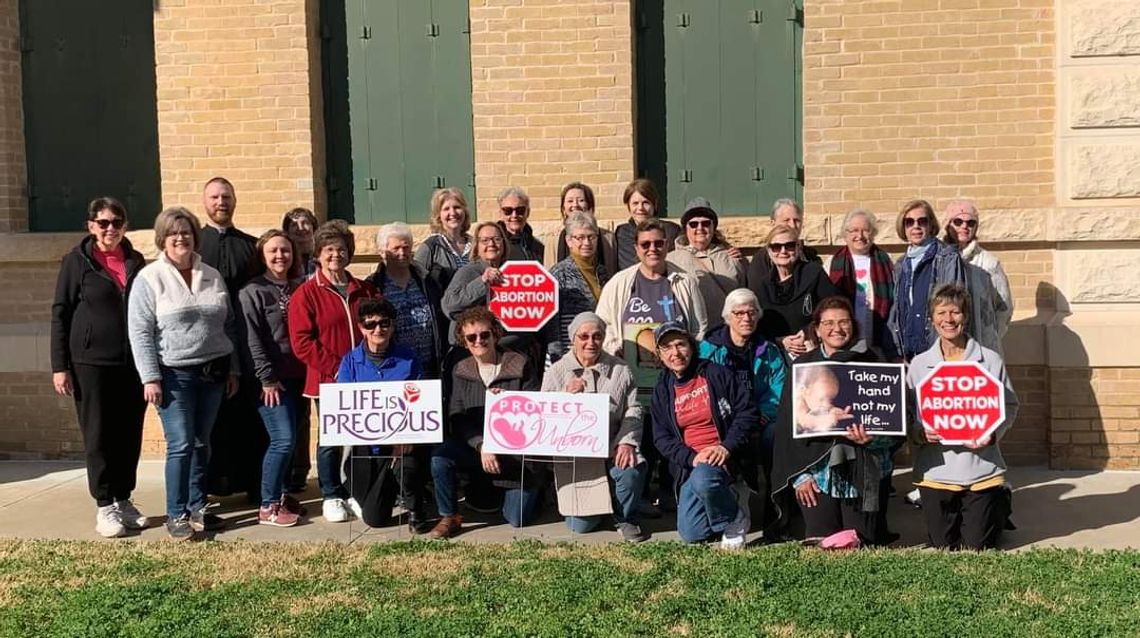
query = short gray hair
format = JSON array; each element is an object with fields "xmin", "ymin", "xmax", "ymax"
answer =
[
  {"xmin": 497, "ymin": 186, "xmax": 530, "ymax": 209},
  {"xmin": 563, "ymin": 210, "xmax": 599, "ymax": 236},
  {"xmin": 842, "ymin": 208, "xmax": 878, "ymax": 239},
  {"xmin": 771, "ymin": 198, "xmax": 802, "ymax": 218},
  {"xmin": 721, "ymin": 288, "xmax": 762, "ymax": 322},
  {"xmin": 376, "ymin": 222, "xmax": 413, "ymax": 250}
]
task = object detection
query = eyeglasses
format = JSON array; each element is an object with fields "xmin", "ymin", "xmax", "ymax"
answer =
[
  {"xmin": 500, "ymin": 206, "xmax": 527, "ymax": 217},
  {"xmin": 167, "ymin": 230, "xmax": 193, "ymax": 239},
  {"xmin": 950, "ymin": 218, "xmax": 978, "ymax": 229},
  {"xmin": 477, "ymin": 236, "xmax": 503, "ymax": 245},
  {"xmin": 819, "ymin": 319, "xmax": 853, "ymax": 329},
  {"xmin": 638, "ymin": 239, "xmax": 666, "ymax": 250},
  {"xmin": 93, "ymin": 218, "xmax": 125, "ymax": 230},
  {"xmin": 464, "ymin": 330, "xmax": 492, "ymax": 345},
  {"xmin": 570, "ymin": 234, "xmax": 598, "ymax": 243},
  {"xmin": 361, "ymin": 318, "xmax": 392, "ymax": 332},
  {"xmin": 903, "ymin": 216, "xmax": 929, "ymax": 228},
  {"xmin": 687, "ymin": 219, "xmax": 713, "ymax": 229},
  {"xmin": 767, "ymin": 241, "xmax": 798, "ymax": 253},
  {"xmin": 575, "ymin": 333, "xmax": 604, "ymax": 343},
  {"xmin": 731, "ymin": 309, "xmax": 759, "ymax": 318}
]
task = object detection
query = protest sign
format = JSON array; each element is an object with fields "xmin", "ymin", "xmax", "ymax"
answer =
[
  {"xmin": 318, "ymin": 380, "xmax": 444, "ymax": 446},
  {"xmin": 916, "ymin": 361, "xmax": 1006, "ymax": 446},
  {"xmin": 481, "ymin": 390, "xmax": 610, "ymax": 457},
  {"xmin": 487, "ymin": 261, "xmax": 559, "ymax": 331},
  {"xmin": 791, "ymin": 361, "xmax": 906, "ymax": 439}
]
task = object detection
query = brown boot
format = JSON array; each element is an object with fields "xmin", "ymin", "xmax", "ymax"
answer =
[{"xmin": 427, "ymin": 514, "xmax": 463, "ymax": 539}]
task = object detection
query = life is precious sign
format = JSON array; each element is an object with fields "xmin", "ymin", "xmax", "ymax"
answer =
[
  {"xmin": 481, "ymin": 391, "xmax": 610, "ymax": 457},
  {"xmin": 318, "ymin": 380, "xmax": 444, "ymax": 446},
  {"xmin": 915, "ymin": 361, "xmax": 1006, "ymax": 446},
  {"xmin": 487, "ymin": 260, "xmax": 559, "ymax": 332}
]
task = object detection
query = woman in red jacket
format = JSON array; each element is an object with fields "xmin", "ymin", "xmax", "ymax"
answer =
[{"xmin": 287, "ymin": 220, "xmax": 379, "ymax": 523}]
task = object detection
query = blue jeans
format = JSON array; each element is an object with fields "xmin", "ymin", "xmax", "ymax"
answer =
[
  {"xmin": 156, "ymin": 366, "xmax": 225, "ymax": 520},
  {"xmin": 566, "ymin": 462, "xmax": 647, "ymax": 533},
  {"xmin": 431, "ymin": 439, "xmax": 495, "ymax": 517},
  {"xmin": 256, "ymin": 380, "xmax": 300, "ymax": 506},
  {"xmin": 676, "ymin": 463, "xmax": 739, "ymax": 543},
  {"xmin": 502, "ymin": 486, "xmax": 543, "ymax": 528}
]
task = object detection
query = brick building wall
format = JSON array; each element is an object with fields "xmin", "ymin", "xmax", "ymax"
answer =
[{"xmin": 0, "ymin": 0, "xmax": 24, "ymax": 232}]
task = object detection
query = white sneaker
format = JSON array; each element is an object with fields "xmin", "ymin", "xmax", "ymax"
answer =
[
  {"xmin": 346, "ymin": 497, "xmax": 363, "ymax": 520},
  {"xmin": 95, "ymin": 504, "xmax": 126, "ymax": 538},
  {"xmin": 115, "ymin": 500, "xmax": 149, "ymax": 529},
  {"xmin": 905, "ymin": 489, "xmax": 922, "ymax": 508},
  {"xmin": 322, "ymin": 498, "xmax": 350, "ymax": 523},
  {"xmin": 720, "ymin": 531, "xmax": 746, "ymax": 551},
  {"xmin": 719, "ymin": 485, "xmax": 751, "ymax": 551}
]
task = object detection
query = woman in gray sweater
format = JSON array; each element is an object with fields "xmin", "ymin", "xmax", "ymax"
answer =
[
  {"xmin": 906, "ymin": 283, "xmax": 1019, "ymax": 550},
  {"xmin": 128, "ymin": 207, "xmax": 239, "ymax": 541}
]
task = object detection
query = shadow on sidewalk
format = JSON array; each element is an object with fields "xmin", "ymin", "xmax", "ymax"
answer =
[{"xmin": 0, "ymin": 461, "xmax": 83, "ymax": 485}]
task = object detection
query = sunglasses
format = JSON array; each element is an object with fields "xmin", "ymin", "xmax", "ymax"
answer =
[
  {"xmin": 500, "ymin": 206, "xmax": 527, "ymax": 217},
  {"xmin": 575, "ymin": 333, "xmax": 604, "ymax": 343},
  {"xmin": 950, "ymin": 218, "xmax": 978, "ymax": 229},
  {"xmin": 361, "ymin": 318, "xmax": 392, "ymax": 331},
  {"xmin": 464, "ymin": 330, "xmax": 492, "ymax": 345},
  {"xmin": 903, "ymin": 216, "xmax": 930, "ymax": 228},
  {"xmin": 767, "ymin": 241, "xmax": 798, "ymax": 253},
  {"xmin": 687, "ymin": 219, "xmax": 712, "ymax": 229},
  {"xmin": 638, "ymin": 239, "xmax": 666, "ymax": 250},
  {"xmin": 93, "ymin": 218, "xmax": 125, "ymax": 230}
]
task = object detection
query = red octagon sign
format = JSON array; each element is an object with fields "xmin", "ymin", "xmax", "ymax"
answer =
[
  {"xmin": 915, "ymin": 361, "xmax": 1006, "ymax": 446},
  {"xmin": 487, "ymin": 261, "xmax": 559, "ymax": 332}
]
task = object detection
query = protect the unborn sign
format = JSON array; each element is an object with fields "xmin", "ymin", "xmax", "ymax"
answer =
[
  {"xmin": 916, "ymin": 361, "xmax": 1006, "ymax": 446},
  {"xmin": 482, "ymin": 390, "xmax": 610, "ymax": 458}
]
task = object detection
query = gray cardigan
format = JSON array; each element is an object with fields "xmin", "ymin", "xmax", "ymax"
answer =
[
  {"xmin": 907, "ymin": 338, "xmax": 1019, "ymax": 486},
  {"xmin": 238, "ymin": 274, "xmax": 305, "ymax": 386},
  {"xmin": 440, "ymin": 259, "xmax": 492, "ymax": 345}
]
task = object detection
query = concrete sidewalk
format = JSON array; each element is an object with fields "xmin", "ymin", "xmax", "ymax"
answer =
[{"xmin": 0, "ymin": 461, "xmax": 1137, "ymax": 549}]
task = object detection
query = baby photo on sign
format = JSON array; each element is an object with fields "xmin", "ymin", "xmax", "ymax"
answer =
[{"xmin": 791, "ymin": 361, "xmax": 907, "ymax": 439}]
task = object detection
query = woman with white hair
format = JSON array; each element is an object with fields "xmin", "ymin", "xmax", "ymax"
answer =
[
  {"xmin": 941, "ymin": 199, "xmax": 1013, "ymax": 355},
  {"xmin": 542, "ymin": 312, "xmax": 649, "ymax": 541},
  {"xmin": 827, "ymin": 209, "xmax": 899, "ymax": 360},
  {"xmin": 547, "ymin": 212, "xmax": 611, "ymax": 362},
  {"xmin": 496, "ymin": 186, "xmax": 544, "ymax": 262},
  {"xmin": 367, "ymin": 222, "xmax": 446, "ymax": 377}
]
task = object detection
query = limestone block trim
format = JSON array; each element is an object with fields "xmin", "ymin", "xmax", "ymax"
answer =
[{"xmin": 1063, "ymin": 0, "xmax": 1140, "ymax": 59}]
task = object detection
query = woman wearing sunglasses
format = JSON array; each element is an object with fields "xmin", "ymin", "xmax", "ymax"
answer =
[
  {"xmin": 753, "ymin": 224, "xmax": 840, "ymax": 358},
  {"xmin": 886, "ymin": 199, "xmax": 967, "ymax": 362},
  {"xmin": 335, "ymin": 298, "xmax": 433, "ymax": 533},
  {"xmin": 429, "ymin": 307, "xmax": 542, "ymax": 539},
  {"xmin": 495, "ymin": 186, "xmax": 544, "ymax": 262},
  {"xmin": 665, "ymin": 198, "xmax": 748, "ymax": 329},
  {"xmin": 941, "ymin": 200, "xmax": 1013, "ymax": 356},
  {"xmin": 50, "ymin": 197, "xmax": 148, "ymax": 538}
]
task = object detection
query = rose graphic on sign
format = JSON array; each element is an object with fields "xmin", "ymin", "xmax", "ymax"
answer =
[
  {"xmin": 482, "ymin": 391, "xmax": 609, "ymax": 458},
  {"xmin": 403, "ymin": 383, "xmax": 420, "ymax": 403}
]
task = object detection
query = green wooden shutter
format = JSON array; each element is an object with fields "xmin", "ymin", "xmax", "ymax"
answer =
[
  {"xmin": 324, "ymin": 0, "xmax": 475, "ymax": 224},
  {"xmin": 638, "ymin": 0, "xmax": 802, "ymax": 217},
  {"xmin": 20, "ymin": 0, "xmax": 161, "ymax": 232}
]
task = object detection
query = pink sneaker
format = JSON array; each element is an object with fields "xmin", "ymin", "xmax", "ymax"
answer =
[{"xmin": 259, "ymin": 503, "xmax": 299, "ymax": 527}]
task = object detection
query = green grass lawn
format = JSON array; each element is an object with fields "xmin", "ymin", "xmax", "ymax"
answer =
[{"xmin": 0, "ymin": 539, "xmax": 1138, "ymax": 638}]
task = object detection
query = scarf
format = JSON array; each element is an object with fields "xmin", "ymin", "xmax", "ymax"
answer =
[
  {"xmin": 828, "ymin": 246, "xmax": 894, "ymax": 322},
  {"xmin": 571, "ymin": 253, "xmax": 602, "ymax": 300}
]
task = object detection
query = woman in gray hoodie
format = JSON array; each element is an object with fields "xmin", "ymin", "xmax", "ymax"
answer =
[{"xmin": 906, "ymin": 283, "xmax": 1019, "ymax": 550}]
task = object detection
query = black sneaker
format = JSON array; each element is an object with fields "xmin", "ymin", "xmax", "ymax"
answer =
[
  {"xmin": 166, "ymin": 515, "xmax": 193, "ymax": 542},
  {"xmin": 189, "ymin": 508, "xmax": 225, "ymax": 532},
  {"xmin": 617, "ymin": 522, "xmax": 650, "ymax": 543},
  {"xmin": 408, "ymin": 514, "xmax": 435, "ymax": 535}
]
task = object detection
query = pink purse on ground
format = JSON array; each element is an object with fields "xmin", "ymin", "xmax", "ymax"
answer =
[{"xmin": 819, "ymin": 529, "xmax": 862, "ymax": 550}]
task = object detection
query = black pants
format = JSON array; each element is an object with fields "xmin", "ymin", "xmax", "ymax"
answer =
[
  {"xmin": 288, "ymin": 394, "xmax": 312, "ymax": 489},
  {"xmin": 799, "ymin": 490, "xmax": 881, "ymax": 545},
  {"xmin": 346, "ymin": 446, "xmax": 430, "ymax": 528},
  {"xmin": 919, "ymin": 485, "xmax": 1006, "ymax": 550},
  {"xmin": 71, "ymin": 364, "xmax": 147, "ymax": 507},
  {"xmin": 207, "ymin": 376, "xmax": 267, "ymax": 498}
]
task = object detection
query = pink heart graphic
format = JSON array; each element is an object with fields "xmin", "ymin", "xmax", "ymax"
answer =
[
  {"xmin": 488, "ymin": 396, "xmax": 543, "ymax": 450},
  {"xmin": 855, "ymin": 268, "xmax": 868, "ymax": 279},
  {"xmin": 491, "ymin": 417, "xmax": 528, "ymax": 449}
]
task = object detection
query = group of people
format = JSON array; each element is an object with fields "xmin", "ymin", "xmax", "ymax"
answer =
[{"xmin": 50, "ymin": 176, "xmax": 1018, "ymax": 550}]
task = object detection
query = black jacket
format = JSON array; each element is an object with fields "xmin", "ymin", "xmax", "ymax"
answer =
[
  {"xmin": 198, "ymin": 225, "xmax": 260, "ymax": 296},
  {"xmin": 752, "ymin": 259, "xmax": 839, "ymax": 340},
  {"xmin": 614, "ymin": 218, "xmax": 681, "ymax": 271},
  {"xmin": 651, "ymin": 359, "xmax": 761, "ymax": 493},
  {"xmin": 497, "ymin": 222, "xmax": 544, "ymax": 263},
  {"xmin": 50, "ymin": 236, "xmax": 146, "ymax": 371}
]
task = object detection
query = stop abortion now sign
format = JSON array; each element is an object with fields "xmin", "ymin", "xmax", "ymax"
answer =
[
  {"xmin": 915, "ymin": 361, "xmax": 1006, "ymax": 446},
  {"xmin": 488, "ymin": 261, "xmax": 559, "ymax": 332}
]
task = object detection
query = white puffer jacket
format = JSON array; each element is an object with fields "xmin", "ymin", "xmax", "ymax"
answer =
[{"xmin": 960, "ymin": 241, "xmax": 1013, "ymax": 355}]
